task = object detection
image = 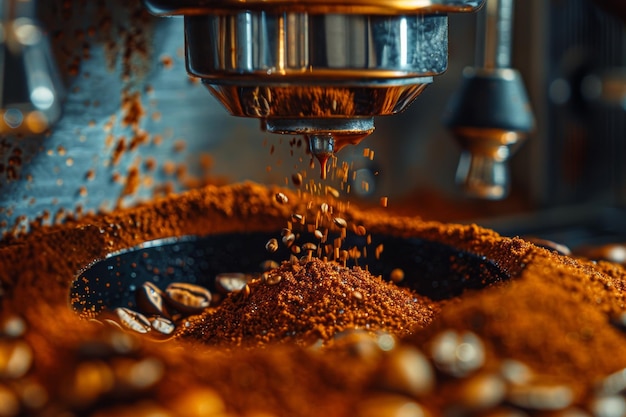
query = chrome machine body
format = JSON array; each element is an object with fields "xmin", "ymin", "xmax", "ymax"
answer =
[{"xmin": 0, "ymin": 0, "xmax": 624, "ymax": 251}]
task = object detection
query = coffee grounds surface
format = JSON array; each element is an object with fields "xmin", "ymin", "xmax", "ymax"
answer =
[
  {"xmin": 184, "ymin": 258, "xmax": 438, "ymax": 347},
  {"xmin": 0, "ymin": 182, "xmax": 626, "ymax": 416}
]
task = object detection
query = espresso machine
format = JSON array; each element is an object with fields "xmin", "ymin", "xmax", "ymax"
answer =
[{"xmin": 0, "ymin": 0, "xmax": 625, "ymax": 254}]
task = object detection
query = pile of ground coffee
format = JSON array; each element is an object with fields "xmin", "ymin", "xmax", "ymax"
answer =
[
  {"xmin": 0, "ymin": 182, "xmax": 626, "ymax": 417},
  {"xmin": 183, "ymin": 258, "xmax": 438, "ymax": 347}
]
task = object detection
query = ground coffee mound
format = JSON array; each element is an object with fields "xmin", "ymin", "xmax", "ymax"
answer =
[
  {"xmin": 183, "ymin": 258, "xmax": 438, "ymax": 347},
  {"xmin": 0, "ymin": 182, "xmax": 625, "ymax": 417}
]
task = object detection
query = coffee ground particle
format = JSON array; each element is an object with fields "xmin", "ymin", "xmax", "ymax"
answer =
[
  {"xmin": 0, "ymin": 182, "xmax": 625, "ymax": 416},
  {"xmin": 183, "ymin": 258, "xmax": 438, "ymax": 347}
]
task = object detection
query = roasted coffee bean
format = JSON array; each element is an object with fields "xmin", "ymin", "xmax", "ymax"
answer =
[
  {"xmin": 260, "ymin": 260, "xmax": 280, "ymax": 271},
  {"xmin": 1, "ymin": 316, "xmax": 26, "ymax": 338},
  {"xmin": 356, "ymin": 394, "xmax": 427, "ymax": 417},
  {"xmin": 507, "ymin": 381, "xmax": 574, "ymax": 411},
  {"xmin": 430, "ymin": 330, "xmax": 485, "ymax": 377},
  {"xmin": 0, "ymin": 339, "xmax": 33, "ymax": 379},
  {"xmin": 114, "ymin": 307, "xmax": 152, "ymax": 334},
  {"xmin": 333, "ymin": 217, "xmax": 347, "ymax": 228},
  {"xmin": 115, "ymin": 357, "xmax": 164, "ymax": 390},
  {"xmin": 355, "ymin": 225, "xmax": 367, "ymax": 236},
  {"xmin": 169, "ymin": 388, "xmax": 226, "ymax": 417},
  {"xmin": 454, "ymin": 373, "xmax": 506, "ymax": 411},
  {"xmin": 314, "ymin": 229, "xmax": 324, "ymax": 240},
  {"xmin": 302, "ymin": 242, "xmax": 317, "ymax": 252},
  {"xmin": 595, "ymin": 367, "xmax": 626, "ymax": 395},
  {"xmin": 500, "ymin": 359, "xmax": 534, "ymax": 385},
  {"xmin": 263, "ymin": 274, "xmax": 282, "ymax": 286},
  {"xmin": 291, "ymin": 213, "xmax": 304, "ymax": 223},
  {"xmin": 0, "ymin": 384, "xmax": 20, "ymax": 417},
  {"xmin": 390, "ymin": 268, "xmax": 405, "ymax": 284},
  {"xmin": 265, "ymin": 238, "xmax": 279, "ymax": 253},
  {"xmin": 282, "ymin": 233, "xmax": 296, "ymax": 247},
  {"xmin": 215, "ymin": 272, "xmax": 248, "ymax": 293},
  {"xmin": 135, "ymin": 282, "xmax": 170, "ymax": 317},
  {"xmin": 291, "ymin": 173, "xmax": 303, "ymax": 187},
  {"xmin": 320, "ymin": 203, "xmax": 330, "ymax": 214},
  {"xmin": 588, "ymin": 395, "xmax": 626, "ymax": 417},
  {"xmin": 150, "ymin": 317, "xmax": 175, "ymax": 338},
  {"xmin": 275, "ymin": 192, "xmax": 289, "ymax": 204},
  {"xmin": 377, "ymin": 345, "xmax": 434, "ymax": 397},
  {"xmin": 165, "ymin": 282, "xmax": 212, "ymax": 314}
]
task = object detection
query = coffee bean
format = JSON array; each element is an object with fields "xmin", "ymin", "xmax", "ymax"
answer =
[
  {"xmin": 454, "ymin": 373, "xmax": 506, "ymax": 411},
  {"xmin": 352, "ymin": 291, "xmax": 364, "ymax": 301},
  {"xmin": 292, "ymin": 173, "xmax": 303, "ymax": 187},
  {"xmin": 215, "ymin": 272, "xmax": 248, "ymax": 293},
  {"xmin": 0, "ymin": 340, "xmax": 33, "ymax": 379},
  {"xmin": 150, "ymin": 317, "xmax": 175, "ymax": 337},
  {"xmin": 265, "ymin": 238, "xmax": 279, "ymax": 253},
  {"xmin": 165, "ymin": 282, "xmax": 212, "ymax": 314},
  {"xmin": 114, "ymin": 307, "xmax": 152, "ymax": 334},
  {"xmin": 264, "ymin": 274, "xmax": 282, "ymax": 286},
  {"xmin": 260, "ymin": 260, "xmax": 280, "ymax": 271},
  {"xmin": 588, "ymin": 395, "xmax": 626, "ymax": 417},
  {"xmin": 135, "ymin": 282, "xmax": 170, "ymax": 317},
  {"xmin": 595, "ymin": 367, "xmax": 626, "ymax": 395},
  {"xmin": 275, "ymin": 192, "xmax": 289, "ymax": 204},
  {"xmin": 430, "ymin": 330, "xmax": 485, "ymax": 377},
  {"xmin": 0, "ymin": 384, "xmax": 20, "ymax": 417},
  {"xmin": 291, "ymin": 213, "xmax": 304, "ymax": 223},
  {"xmin": 355, "ymin": 225, "xmax": 367, "ymax": 236},
  {"xmin": 169, "ymin": 388, "xmax": 226, "ymax": 417},
  {"xmin": 320, "ymin": 203, "xmax": 330, "ymax": 214},
  {"xmin": 500, "ymin": 359, "xmax": 534, "ymax": 386},
  {"xmin": 302, "ymin": 242, "xmax": 317, "ymax": 252},
  {"xmin": 377, "ymin": 345, "xmax": 434, "ymax": 397},
  {"xmin": 314, "ymin": 229, "xmax": 324, "ymax": 240},
  {"xmin": 282, "ymin": 233, "xmax": 296, "ymax": 247},
  {"xmin": 1, "ymin": 316, "xmax": 26, "ymax": 338},
  {"xmin": 390, "ymin": 268, "xmax": 405, "ymax": 284},
  {"xmin": 333, "ymin": 217, "xmax": 347, "ymax": 228},
  {"xmin": 356, "ymin": 394, "xmax": 427, "ymax": 417},
  {"xmin": 507, "ymin": 381, "xmax": 574, "ymax": 411}
]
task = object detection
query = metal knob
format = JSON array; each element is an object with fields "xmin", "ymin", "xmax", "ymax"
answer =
[
  {"xmin": 444, "ymin": 0, "xmax": 534, "ymax": 200},
  {"xmin": 0, "ymin": 0, "xmax": 64, "ymax": 134}
]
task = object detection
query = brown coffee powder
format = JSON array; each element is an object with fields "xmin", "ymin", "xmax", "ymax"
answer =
[
  {"xmin": 0, "ymin": 182, "xmax": 626, "ymax": 417},
  {"xmin": 183, "ymin": 258, "xmax": 438, "ymax": 347}
]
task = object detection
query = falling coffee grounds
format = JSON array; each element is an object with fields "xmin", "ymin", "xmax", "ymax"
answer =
[{"xmin": 1, "ymin": 182, "xmax": 626, "ymax": 416}]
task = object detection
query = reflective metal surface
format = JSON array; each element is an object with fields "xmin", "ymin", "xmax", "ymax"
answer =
[{"xmin": 0, "ymin": 0, "xmax": 64, "ymax": 134}]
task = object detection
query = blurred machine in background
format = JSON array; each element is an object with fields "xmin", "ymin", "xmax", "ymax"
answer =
[{"xmin": 0, "ymin": 0, "xmax": 624, "ymax": 252}]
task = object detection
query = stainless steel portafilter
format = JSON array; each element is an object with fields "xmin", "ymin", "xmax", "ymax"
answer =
[{"xmin": 143, "ymin": 0, "xmax": 485, "ymax": 175}]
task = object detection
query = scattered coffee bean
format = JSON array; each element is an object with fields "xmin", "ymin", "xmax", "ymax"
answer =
[
  {"xmin": 302, "ymin": 242, "xmax": 317, "ymax": 252},
  {"xmin": 265, "ymin": 238, "xmax": 279, "ymax": 253},
  {"xmin": 500, "ymin": 359, "xmax": 534, "ymax": 386},
  {"xmin": 1, "ymin": 316, "xmax": 26, "ymax": 338},
  {"xmin": 352, "ymin": 290, "xmax": 364, "ymax": 301},
  {"xmin": 430, "ymin": 330, "xmax": 485, "ymax": 377},
  {"xmin": 595, "ymin": 367, "xmax": 626, "ymax": 395},
  {"xmin": 260, "ymin": 260, "xmax": 280, "ymax": 271},
  {"xmin": 291, "ymin": 173, "xmax": 303, "ymax": 187},
  {"xmin": 588, "ymin": 395, "xmax": 626, "ymax": 417},
  {"xmin": 282, "ymin": 233, "xmax": 296, "ymax": 247},
  {"xmin": 333, "ymin": 217, "xmax": 347, "ymax": 228},
  {"xmin": 355, "ymin": 225, "xmax": 367, "ymax": 236},
  {"xmin": 291, "ymin": 213, "xmax": 304, "ymax": 223},
  {"xmin": 320, "ymin": 203, "xmax": 330, "ymax": 214},
  {"xmin": 356, "ymin": 394, "xmax": 426, "ymax": 417},
  {"xmin": 150, "ymin": 316, "xmax": 176, "ymax": 338},
  {"xmin": 215, "ymin": 272, "xmax": 248, "ymax": 293},
  {"xmin": 291, "ymin": 245, "xmax": 301, "ymax": 255},
  {"xmin": 377, "ymin": 345, "xmax": 434, "ymax": 398},
  {"xmin": 0, "ymin": 340, "xmax": 33, "ymax": 379},
  {"xmin": 263, "ymin": 273, "xmax": 282, "ymax": 286},
  {"xmin": 114, "ymin": 307, "xmax": 152, "ymax": 334},
  {"xmin": 507, "ymin": 381, "xmax": 574, "ymax": 411},
  {"xmin": 135, "ymin": 282, "xmax": 170, "ymax": 317},
  {"xmin": 165, "ymin": 282, "xmax": 212, "ymax": 314},
  {"xmin": 0, "ymin": 384, "xmax": 19, "ymax": 417},
  {"xmin": 275, "ymin": 192, "xmax": 289, "ymax": 204},
  {"xmin": 390, "ymin": 268, "xmax": 405, "ymax": 284},
  {"xmin": 314, "ymin": 229, "xmax": 324, "ymax": 240},
  {"xmin": 455, "ymin": 373, "xmax": 506, "ymax": 411}
]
